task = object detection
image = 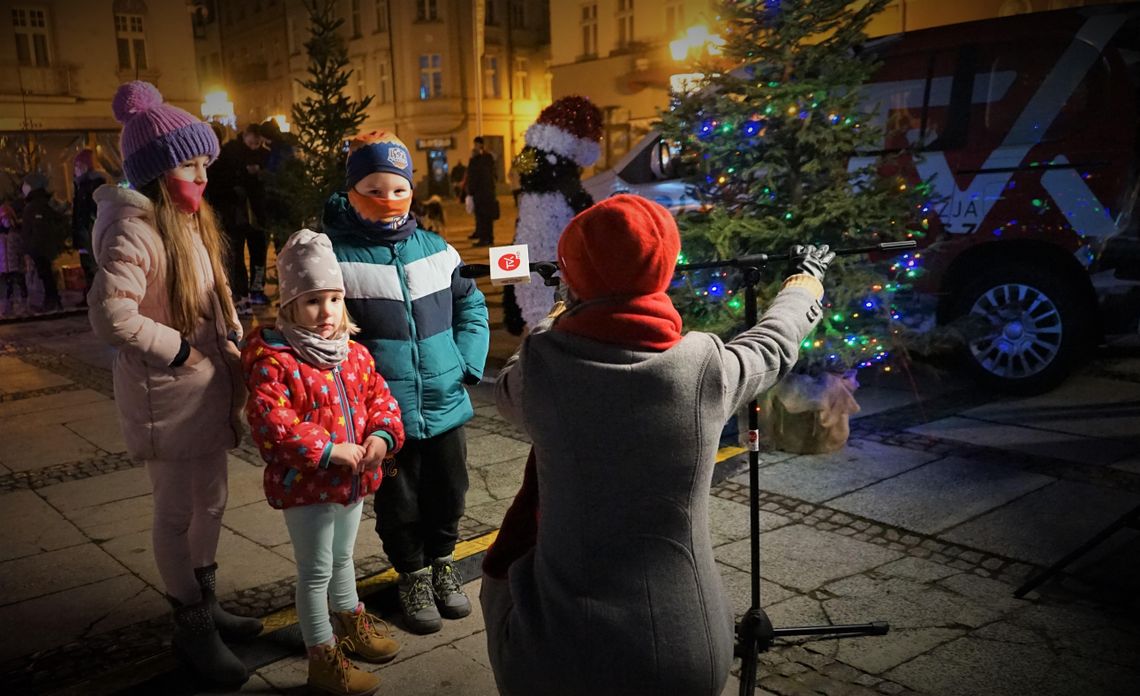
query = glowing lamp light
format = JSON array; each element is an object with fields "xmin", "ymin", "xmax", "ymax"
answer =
[
  {"xmin": 201, "ymin": 89, "xmax": 235, "ymax": 127},
  {"xmin": 671, "ymin": 25, "xmax": 725, "ymax": 61},
  {"xmin": 269, "ymin": 114, "xmax": 291, "ymax": 133}
]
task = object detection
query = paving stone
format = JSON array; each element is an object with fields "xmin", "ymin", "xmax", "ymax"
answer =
[
  {"xmin": 0, "ymin": 543, "xmax": 126, "ymax": 605},
  {"xmin": 466, "ymin": 432, "xmax": 532, "ymax": 466},
  {"xmin": 829, "ymin": 456, "xmax": 1054, "ymax": 535},
  {"xmin": 0, "ymin": 422, "xmax": 105, "ymax": 472},
  {"xmin": 59, "ymin": 492, "xmax": 152, "ymax": 542},
  {"xmin": 225, "ymin": 455, "xmax": 268, "ymax": 508},
  {"xmin": 0, "ymin": 363, "xmax": 73, "ymax": 394},
  {"xmin": 0, "ymin": 388, "xmax": 111, "ymax": 423},
  {"xmin": 959, "ymin": 376, "xmax": 1140, "ymax": 440},
  {"xmin": 62, "ymin": 409, "xmax": 128, "ymax": 454},
  {"xmin": 710, "ymin": 495, "xmax": 796, "ymax": 547},
  {"xmin": 875, "ymin": 557, "xmax": 960, "ymax": 583},
  {"xmin": 463, "ymin": 498, "xmax": 512, "ymax": 530},
  {"xmin": 37, "ymin": 466, "xmax": 151, "ymax": 511},
  {"xmin": 753, "ymin": 440, "xmax": 940, "ymax": 504},
  {"xmin": 0, "ymin": 573, "xmax": 165, "ymax": 662},
  {"xmin": 223, "ymin": 501, "xmax": 292, "ymax": 547},
  {"xmin": 718, "ymin": 561, "xmax": 796, "ymax": 617},
  {"xmin": 472, "ymin": 454, "xmax": 529, "ymax": 502},
  {"xmin": 0, "ymin": 490, "xmax": 86, "ymax": 562},
  {"xmin": 718, "ymin": 525, "xmax": 903, "ymax": 593},
  {"xmin": 942, "ymin": 480, "xmax": 1140, "ymax": 565},
  {"xmin": 908, "ymin": 416, "xmax": 1137, "ymax": 466},
  {"xmin": 884, "ymin": 634, "xmax": 1133, "ymax": 696}
]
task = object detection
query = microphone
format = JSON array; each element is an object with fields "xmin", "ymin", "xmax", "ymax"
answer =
[{"xmin": 460, "ymin": 261, "xmax": 561, "ymax": 285}]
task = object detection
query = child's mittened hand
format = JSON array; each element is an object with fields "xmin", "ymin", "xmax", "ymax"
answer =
[{"xmin": 330, "ymin": 442, "xmax": 366, "ymax": 471}]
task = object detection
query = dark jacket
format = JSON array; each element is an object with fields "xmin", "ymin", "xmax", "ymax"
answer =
[
  {"xmin": 72, "ymin": 171, "xmax": 106, "ymax": 246},
  {"xmin": 21, "ymin": 189, "xmax": 66, "ymax": 258}
]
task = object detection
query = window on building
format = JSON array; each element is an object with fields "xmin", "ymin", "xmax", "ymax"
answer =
[
  {"xmin": 377, "ymin": 58, "xmax": 391, "ymax": 103},
  {"xmin": 486, "ymin": 0, "xmax": 497, "ymax": 26},
  {"xmin": 580, "ymin": 3, "xmax": 597, "ymax": 57},
  {"xmin": 115, "ymin": 14, "xmax": 147, "ymax": 71},
  {"xmin": 374, "ymin": 0, "xmax": 388, "ymax": 32},
  {"xmin": 509, "ymin": 0, "xmax": 525, "ymax": 28},
  {"xmin": 616, "ymin": 0, "xmax": 634, "ymax": 49},
  {"xmin": 350, "ymin": 0, "xmax": 361, "ymax": 37},
  {"xmin": 665, "ymin": 0, "xmax": 683, "ymax": 38},
  {"xmin": 419, "ymin": 53, "xmax": 442, "ymax": 99},
  {"xmin": 416, "ymin": 0, "xmax": 438, "ymax": 21},
  {"xmin": 514, "ymin": 57, "xmax": 529, "ymax": 100},
  {"xmin": 354, "ymin": 61, "xmax": 365, "ymax": 100},
  {"xmin": 484, "ymin": 55, "xmax": 501, "ymax": 98},
  {"xmin": 12, "ymin": 7, "xmax": 51, "ymax": 67}
]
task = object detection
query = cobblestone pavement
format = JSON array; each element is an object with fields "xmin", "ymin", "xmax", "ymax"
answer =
[{"xmin": 1, "ymin": 207, "xmax": 1138, "ymax": 695}]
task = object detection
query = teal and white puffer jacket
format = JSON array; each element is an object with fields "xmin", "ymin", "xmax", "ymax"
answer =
[{"xmin": 323, "ymin": 192, "xmax": 490, "ymax": 440}]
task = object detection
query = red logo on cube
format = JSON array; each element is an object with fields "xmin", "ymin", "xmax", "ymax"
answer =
[{"xmin": 498, "ymin": 253, "xmax": 521, "ymax": 271}]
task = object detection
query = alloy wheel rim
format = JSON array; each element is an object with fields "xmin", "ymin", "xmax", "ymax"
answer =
[{"xmin": 967, "ymin": 282, "xmax": 1063, "ymax": 380}]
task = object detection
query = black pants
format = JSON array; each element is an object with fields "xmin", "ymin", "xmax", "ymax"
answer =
[
  {"xmin": 474, "ymin": 213, "xmax": 495, "ymax": 244},
  {"xmin": 375, "ymin": 426, "xmax": 469, "ymax": 574},
  {"xmin": 225, "ymin": 223, "xmax": 267, "ymax": 297},
  {"xmin": 30, "ymin": 253, "xmax": 60, "ymax": 306}
]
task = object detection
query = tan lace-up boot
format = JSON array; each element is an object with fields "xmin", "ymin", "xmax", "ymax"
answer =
[
  {"xmin": 331, "ymin": 606, "xmax": 401, "ymax": 663},
  {"xmin": 307, "ymin": 639, "xmax": 380, "ymax": 696}
]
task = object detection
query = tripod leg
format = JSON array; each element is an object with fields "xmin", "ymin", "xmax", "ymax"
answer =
[
  {"xmin": 1015, "ymin": 503, "xmax": 1140, "ymax": 598},
  {"xmin": 736, "ymin": 609, "xmax": 774, "ymax": 696}
]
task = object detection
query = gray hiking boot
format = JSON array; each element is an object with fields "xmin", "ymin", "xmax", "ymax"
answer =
[
  {"xmin": 431, "ymin": 556, "xmax": 471, "ymax": 619},
  {"xmin": 398, "ymin": 568, "xmax": 442, "ymax": 634}
]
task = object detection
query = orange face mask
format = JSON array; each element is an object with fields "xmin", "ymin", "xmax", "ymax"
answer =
[{"xmin": 348, "ymin": 189, "xmax": 412, "ymax": 223}]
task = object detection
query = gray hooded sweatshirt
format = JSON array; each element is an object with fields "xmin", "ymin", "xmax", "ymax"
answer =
[{"xmin": 484, "ymin": 285, "xmax": 823, "ymax": 696}]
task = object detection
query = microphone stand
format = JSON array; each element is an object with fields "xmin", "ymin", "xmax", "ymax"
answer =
[{"xmin": 677, "ymin": 241, "xmax": 912, "ymax": 694}]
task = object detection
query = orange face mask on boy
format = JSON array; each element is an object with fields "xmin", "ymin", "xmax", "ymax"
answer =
[{"xmin": 348, "ymin": 189, "xmax": 412, "ymax": 223}]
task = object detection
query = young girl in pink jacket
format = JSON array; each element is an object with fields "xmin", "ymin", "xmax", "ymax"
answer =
[
  {"xmin": 87, "ymin": 81, "xmax": 259, "ymax": 687},
  {"xmin": 243, "ymin": 229, "xmax": 405, "ymax": 696}
]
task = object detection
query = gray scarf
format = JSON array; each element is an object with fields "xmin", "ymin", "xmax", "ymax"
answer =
[{"xmin": 277, "ymin": 315, "xmax": 350, "ymax": 369}]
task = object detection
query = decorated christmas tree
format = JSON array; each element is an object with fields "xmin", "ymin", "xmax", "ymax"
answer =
[
  {"xmin": 659, "ymin": 0, "xmax": 927, "ymax": 373},
  {"xmin": 290, "ymin": 0, "xmax": 373, "ymax": 214}
]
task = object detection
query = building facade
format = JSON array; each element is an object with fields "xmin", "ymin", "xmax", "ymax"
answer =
[
  {"xmin": 0, "ymin": 0, "xmax": 203, "ymax": 200},
  {"xmin": 548, "ymin": 0, "xmax": 1130, "ymax": 172},
  {"xmin": 209, "ymin": 0, "xmax": 552, "ymax": 197}
]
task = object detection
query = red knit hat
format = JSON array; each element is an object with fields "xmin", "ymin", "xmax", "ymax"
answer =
[
  {"xmin": 558, "ymin": 194, "xmax": 680, "ymax": 301},
  {"xmin": 525, "ymin": 96, "xmax": 604, "ymax": 167}
]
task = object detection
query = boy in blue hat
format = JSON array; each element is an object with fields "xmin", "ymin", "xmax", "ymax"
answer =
[{"xmin": 323, "ymin": 131, "xmax": 490, "ymax": 634}]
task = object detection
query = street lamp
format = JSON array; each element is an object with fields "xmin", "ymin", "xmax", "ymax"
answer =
[
  {"xmin": 669, "ymin": 25, "xmax": 725, "ymax": 62},
  {"xmin": 200, "ymin": 89, "xmax": 235, "ymax": 129}
]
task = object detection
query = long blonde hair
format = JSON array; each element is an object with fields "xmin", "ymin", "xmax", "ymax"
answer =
[{"xmin": 142, "ymin": 178, "xmax": 238, "ymax": 336}]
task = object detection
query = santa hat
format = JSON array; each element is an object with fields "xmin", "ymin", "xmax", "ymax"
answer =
[{"xmin": 524, "ymin": 96, "xmax": 604, "ymax": 167}]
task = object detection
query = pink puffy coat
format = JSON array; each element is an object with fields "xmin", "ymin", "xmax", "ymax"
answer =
[{"xmin": 88, "ymin": 185, "xmax": 244, "ymax": 461}]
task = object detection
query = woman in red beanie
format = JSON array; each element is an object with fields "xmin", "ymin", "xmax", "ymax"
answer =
[{"xmin": 481, "ymin": 194, "xmax": 834, "ymax": 696}]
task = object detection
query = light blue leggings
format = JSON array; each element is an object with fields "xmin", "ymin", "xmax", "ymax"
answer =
[{"xmin": 283, "ymin": 500, "xmax": 364, "ymax": 647}]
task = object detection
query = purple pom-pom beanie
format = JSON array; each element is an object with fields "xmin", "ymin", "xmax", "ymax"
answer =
[{"xmin": 112, "ymin": 81, "xmax": 219, "ymax": 188}]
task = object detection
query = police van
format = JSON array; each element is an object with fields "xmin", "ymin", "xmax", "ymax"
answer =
[{"xmin": 584, "ymin": 4, "xmax": 1140, "ymax": 394}]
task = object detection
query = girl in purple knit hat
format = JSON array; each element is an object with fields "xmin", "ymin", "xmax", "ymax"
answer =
[{"xmin": 86, "ymin": 81, "xmax": 260, "ymax": 687}]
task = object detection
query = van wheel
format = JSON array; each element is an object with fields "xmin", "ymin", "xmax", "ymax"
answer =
[{"xmin": 950, "ymin": 263, "xmax": 1091, "ymax": 395}]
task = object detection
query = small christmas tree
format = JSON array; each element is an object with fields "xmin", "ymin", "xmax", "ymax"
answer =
[
  {"xmin": 290, "ymin": 0, "xmax": 373, "ymax": 214},
  {"xmin": 659, "ymin": 0, "xmax": 927, "ymax": 373}
]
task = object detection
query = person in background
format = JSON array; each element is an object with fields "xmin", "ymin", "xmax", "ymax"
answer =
[
  {"xmin": 464, "ymin": 136, "xmax": 498, "ymax": 246},
  {"xmin": 213, "ymin": 123, "xmax": 270, "ymax": 311},
  {"xmin": 450, "ymin": 161, "xmax": 467, "ymax": 202},
  {"xmin": 481, "ymin": 195, "xmax": 833, "ymax": 696},
  {"xmin": 243, "ymin": 229, "xmax": 405, "ymax": 696},
  {"xmin": 323, "ymin": 130, "xmax": 490, "ymax": 635},
  {"xmin": 20, "ymin": 172, "xmax": 64, "ymax": 312},
  {"xmin": 87, "ymin": 80, "xmax": 261, "ymax": 688},
  {"xmin": 72, "ymin": 148, "xmax": 106, "ymax": 304},
  {"xmin": 0, "ymin": 202, "xmax": 28, "ymax": 316}
]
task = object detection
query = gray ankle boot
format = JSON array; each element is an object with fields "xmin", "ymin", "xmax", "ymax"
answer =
[
  {"xmin": 398, "ymin": 567, "xmax": 442, "ymax": 634},
  {"xmin": 431, "ymin": 556, "xmax": 471, "ymax": 619},
  {"xmin": 169, "ymin": 596, "xmax": 249, "ymax": 687},
  {"xmin": 194, "ymin": 563, "xmax": 263, "ymax": 642}
]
